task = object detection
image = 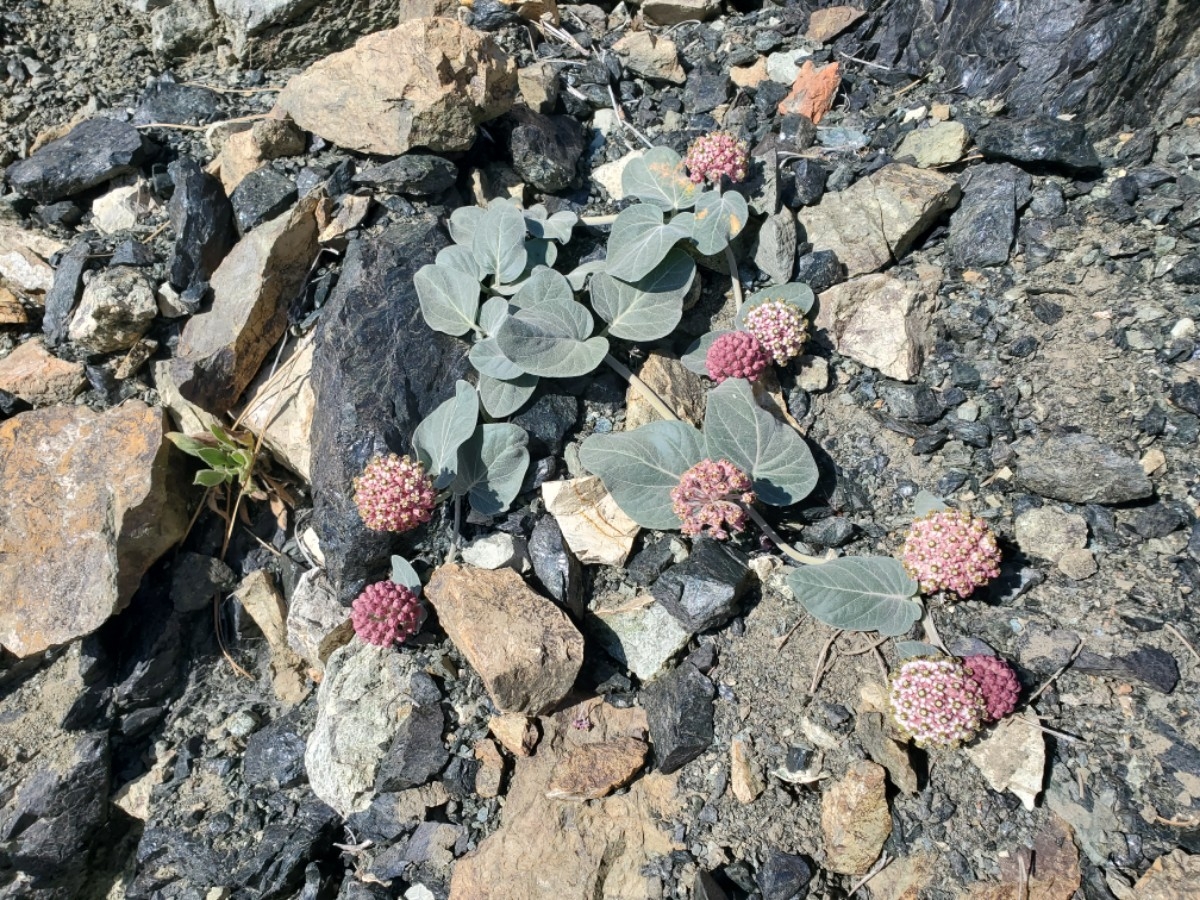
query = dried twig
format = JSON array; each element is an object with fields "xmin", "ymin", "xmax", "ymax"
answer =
[
  {"xmin": 135, "ymin": 112, "xmax": 269, "ymax": 132},
  {"xmin": 810, "ymin": 628, "xmax": 844, "ymax": 694},
  {"xmin": 1026, "ymin": 638, "xmax": 1085, "ymax": 706},
  {"xmin": 181, "ymin": 80, "xmax": 282, "ymax": 94},
  {"xmin": 1166, "ymin": 622, "xmax": 1200, "ymax": 663},
  {"xmin": 837, "ymin": 51, "xmax": 891, "ymax": 71},
  {"xmin": 847, "ymin": 853, "xmax": 892, "ymax": 897}
]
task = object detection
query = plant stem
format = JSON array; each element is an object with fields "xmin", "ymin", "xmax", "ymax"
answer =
[
  {"xmin": 921, "ymin": 608, "xmax": 948, "ymax": 653},
  {"xmin": 448, "ymin": 495, "xmax": 462, "ymax": 565},
  {"xmin": 724, "ymin": 244, "xmax": 744, "ymax": 310},
  {"xmin": 603, "ymin": 354, "xmax": 680, "ymax": 422},
  {"xmin": 581, "ymin": 214, "xmax": 618, "ymax": 227},
  {"xmin": 740, "ymin": 503, "xmax": 830, "ymax": 566}
]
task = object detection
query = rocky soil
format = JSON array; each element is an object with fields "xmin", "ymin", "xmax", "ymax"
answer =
[{"xmin": 2, "ymin": 1, "xmax": 1200, "ymax": 899}]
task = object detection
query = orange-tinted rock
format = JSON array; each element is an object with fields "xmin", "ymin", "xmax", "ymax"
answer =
[
  {"xmin": 1132, "ymin": 849, "xmax": 1200, "ymax": 900},
  {"xmin": 0, "ymin": 338, "xmax": 86, "ymax": 406},
  {"xmin": 778, "ymin": 61, "xmax": 840, "ymax": 124},
  {"xmin": 820, "ymin": 760, "xmax": 892, "ymax": 875},
  {"xmin": 806, "ymin": 6, "xmax": 865, "ymax": 43},
  {"xmin": 545, "ymin": 736, "xmax": 648, "ymax": 801},
  {"xmin": 0, "ymin": 287, "xmax": 28, "ymax": 325}
]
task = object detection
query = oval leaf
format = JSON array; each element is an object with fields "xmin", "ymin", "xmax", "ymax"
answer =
[
  {"xmin": 621, "ymin": 146, "xmax": 699, "ymax": 211},
  {"xmin": 511, "ymin": 266, "xmax": 573, "ymax": 310},
  {"xmin": 735, "ymin": 283, "xmax": 817, "ymax": 330},
  {"xmin": 412, "ymin": 380, "xmax": 480, "ymax": 489},
  {"xmin": 471, "ymin": 203, "xmax": 527, "ymax": 284},
  {"xmin": 786, "ymin": 557, "xmax": 922, "ymax": 637},
  {"xmin": 478, "ymin": 372, "xmax": 538, "ymax": 417},
  {"xmin": 435, "ymin": 244, "xmax": 485, "ymax": 281},
  {"xmin": 579, "ymin": 420, "xmax": 705, "ymax": 530},
  {"xmin": 390, "ymin": 556, "xmax": 423, "ymax": 596},
  {"xmin": 590, "ymin": 248, "xmax": 695, "ymax": 341},
  {"xmin": 605, "ymin": 204, "xmax": 692, "ymax": 282},
  {"xmin": 524, "ymin": 207, "xmax": 578, "ymax": 243},
  {"xmin": 496, "ymin": 294, "xmax": 608, "ymax": 378},
  {"xmin": 524, "ymin": 238, "xmax": 558, "ymax": 273},
  {"xmin": 680, "ymin": 329, "xmax": 731, "ymax": 376},
  {"xmin": 452, "ymin": 423, "xmax": 530, "ymax": 517},
  {"xmin": 469, "ymin": 337, "xmax": 524, "ymax": 380},
  {"xmin": 478, "ymin": 296, "xmax": 510, "ymax": 336},
  {"xmin": 567, "ymin": 259, "xmax": 607, "ymax": 291},
  {"xmin": 692, "ymin": 189, "xmax": 749, "ymax": 256},
  {"xmin": 449, "ymin": 205, "xmax": 485, "ymax": 246},
  {"xmin": 414, "ymin": 264, "xmax": 481, "ymax": 337},
  {"xmin": 703, "ymin": 378, "xmax": 818, "ymax": 505},
  {"xmin": 894, "ymin": 640, "xmax": 941, "ymax": 659}
]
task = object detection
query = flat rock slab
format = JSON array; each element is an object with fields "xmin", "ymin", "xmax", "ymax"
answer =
[
  {"xmin": 425, "ymin": 564, "xmax": 584, "ymax": 714},
  {"xmin": 974, "ymin": 116, "xmax": 1101, "ymax": 176},
  {"xmin": 0, "ymin": 401, "xmax": 187, "ymax": 657},
  {"xmin": 1015, "ymin": 433, "xmax": 1153, "ymax": 504},
  {"xmin": 5, "ymin": 118, "xmax": 151, "ymax": 202},
  {"xmin": 275, "ymin": 17, "xmax": 516, "ymax": 156},
  {"xmin": 0, "ymin": 338, "xmax": 85, "ymax": 406},
  {"xmin": 545, "ymin": 736, "xmax": 649, "ymax": 801},
  {"xmin": 799, "ymin": 163, "xmax": 960, "ymax": 276},
  {"xmin": 820, "ymin": 760, "xmax": 892, "ymax": 875}
]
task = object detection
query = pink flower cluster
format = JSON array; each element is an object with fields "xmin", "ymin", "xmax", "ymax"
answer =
[
  {"xmin": 352, "ymin": 453, "xmax": 437, "ymax": 533},
  {"xmin": 684, "ymin": 131, "xmax": 750, "ymax": 185},
  {"xmin": 351, "ymin": 581, "xmax": 425, "ymax": 647},
  {"xmin": 889, "ymin": 657, "xmax": 986, "ymax": 749},
  {"xmin": 671, "ymin": 459, "xmax": 755, "ymax": 540},
  {"xmin": 901, "ymin": 509, "xmax": 1001, "ymax": 599},
  {"xmin": 706, "ymin": 331, "xmax": 768, "ymax": 383},
  {"xmin": 963, "ymin": 655, "xmax": 1021, "ymax": 721},
  {"xmin": 744, "ymin": 300, "xmax": 809, "ymax": 365}
]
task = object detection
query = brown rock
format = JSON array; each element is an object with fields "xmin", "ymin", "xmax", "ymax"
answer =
[
  {"xmin": 0, "ymin": 287, "xmax": 27, "ymax": 325},
  {"xmin": 0, "ymin": 402, "xmax": 187, "ymax": 657},
  {"xmin": 475, "ymin": 738, "xmax": 506, "ymax": 799},
  {"xmin": 518, "ymin": 62, "xmax": 560, "ymax": 113},
  {"xmin": 212, "ymin": 129, "xmax": 264, "ymax": 194},
  {"xmin": 806, "ymin": 6, "xmax": 865, "ymax": 43},
  {"xmin": 275, "ymin": 18, "xmax": 517, "ymax": 156},
  {"xmin": 778, "ymin": 61, "xmax": 840, "ymax": 124},
  {"xmin": 251, "ymin": 116, "xmax": 306, "ymax": 159},
  {"xmin": 545, "ymin": 736, "xmax": 648, "ymax": 801},
  {"xmin": 425, "ymin": 564, "xmax": 584, "ymax": 714},
  {"xmin": 641, "ymin": 0, "xmax": 720, "ymax": 26},
  {"xmin": 625, "ymin": 351, "xmax": 706, "ymax": 431},
  {"xmin": 0, "ymin": 339, "xmax": 86, "ymax": 406},
  {"xmin": 240, "ymin": 334, "xmax": 315, "ymax": 480},
  {"xmin": 731, "ymin": 57, "xmax": 769, "ymax": 90},
  {"xmin": 815, "ymin": 274, "xmax": 936, "ymax": 381},
  {"xmin": 232, "ymin": 568, "xmax": 312, "ymax": 703},
  {"xmin": 967, "ymin": 815, "xmax": 1081, "ymax": 900},
  {"xmin": 820, "ymin": 760, "xmax": 892, "ymax": 875},
  {"xmin": 0, "ymin": 224, "xmax": 62, "ymax": 295},
  {"xmin": 171, "ymin": 193, "xmax": 321, "ymax": 413},
  {"xmin": 1133, "ymin": 849, "xmax": 1200, "ymax": 899},
  {"xmin": 612, "ymin": 32, "xmax": 685, "ymax": 85},
  {"xmin": 730, "ymin": 735, "xmax": 764, "ymax": 804},
  {"xmin": 490, "ymin": 713, "xmax": 539, "ymax": 757},
  {"xmin": 799, "ymin": 163, "xmax": 960, "ymax": 277},
  {"xmin": 866, "ymin": 852, "xmax": 940, "ymax": 900}
]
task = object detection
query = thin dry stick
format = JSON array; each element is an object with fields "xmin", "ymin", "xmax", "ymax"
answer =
[
  {"xmin": 1026, "ymin": 638, "xmax": 1085, "ymax": 706},
  {"xmin": 809, "ymin": 627, "xmax": 844, "ymax": 693},
  {"xmin": 1017, "ymin": 849, "xmax": 1029, "ymax": 900},
  {"xmin": 602, "ymin": 354, "xmax": 680, "ymax": 421},
  {"xmin": 837, "ymin": 51, "xmax": 891, "ymax": 71},
  {"xmin": 921, "ymin": 608, "xmax": 948, "ymax": 653},
  {"xmin": 775, "ymin": 616, "xmax": 807, "ymax": 651},
  {"xmin": 181, "ymin": 80, "xmax": 282, "ymax": 94},
  {"xmin": 1165, "ymin": 622, "xmax": 1200, "ymax": 663},
  {"xmin": 847, "ymin": 853, "xmax": 892, "ymax": 898},
  {"xmin": 1013, "ymin": 716, "xmax": 1081, "ymax": 743},
  {"xmin": 135, "ymin": 112, "xmax": 269, "ymax": 132}
]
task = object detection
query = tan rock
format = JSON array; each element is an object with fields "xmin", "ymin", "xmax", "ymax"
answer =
[
  {"xmin": 1057, "ymin": 548, "xmax": 1097, "ymax": 580},
  {"xmin": 806, "ymin": 6, "xmax": 866, "ymax": 43},
  {"xmin": 518, "ymin": 61, "xmax": 560, "ymax": 113},
  {"xmin": 731, "ymin": 57, "xmax": 769, "ymax": 90},
  {"xmin": 542, "ymin": 477, "xmax": 640, "ymax": 567},
  {"xmin": 545, "ymin": 736, "xmax": 648, "ymax": 801},
  {"xmin": 0, "ymin": 223, "xmax": 62, "ymax": 295},
  {"xmin": 730, "ymin": 735, "xmax": 764, "ymax": 804},
  {"xmin": 275, "ymin": 18, "xmax": 517, "ymax": 156},
  {"xmin": 865, "ymin": 851, "xmax": 940, "ymax": 900},
  {"xmin": 591, "ymin": 149, "xmax": 645, "ymax": 200},
  {"xmin": 0, "ymin": 287, "xmax": 27, "ymax": 325},
  {"xmin": 815, "ymin": 274, "xmax": 936, "ymax": 381},
  {"xmin": 212, "ymin": 129, "xmax": 265, "ymax": 194},
  {"xmin": 625, "ymin": 351, "xmax": 706, "ymax": 431},
  {"xmin": 425, "ymin": 564, "xmax": 584, "ymax": 714},
  {"xmin": 966, "ymin": 712, "xmax": 1045, "ymax": 811},
  {"xmin": 475, "ymin": 738, "xmax": 506, "ymax": 799},
  {"xmin": 799, "ymin": 164, "xmax": 960, "ymax": 276},
  {"xmin": 317, "ymin": 194, "xmax": 371, "ymax": 244},
  {"xmin": 68, "ymin": 266, "xmax": 158, "ymax": 353},
  {"xmin": 285, "ymin": 568, "xmax": 353, "ymax": 672},
  {"xmin": 1013, "ymin": 507, "xmax": 1088, "ymax": 564},
  {"xmin": 0, "ymin": 402, "xmax": 187, "ymax": 657},
  {"xmin": 0, "ymin": 339, "xmax": 86, "ymax": 406},
  {"xmin": 966, "ymin": 815, "xmax": 1081, "ymax": 900},
  {"xmin": 640, "ymin": 0, "xmax": 720, "ymax": 26},
  {"xmin": 1133, "ymin": 849, "xmax": 1200, "ymax": 899},
  {"xmin": 172, "ymin": 193, "xmax": 321, "ymax": 413},
  {"xmin": 251, "ymin": 115, "xmax": 306, "ymax": 159},
  {"xmin": 821, "ymin": 760, "xmax": 892, "ymax": 875},
  {"xmin": 91, "ymin": 179, "xmax": 159, "ymax": 234},
  {"xmin": 612, "ymin": 32, "xmax": 685, "ymax": 85},
  {"xmin": 449, "ymin": 700, "xmax": 679, "ymax": 900},
  {"xmin": 490, "ymin": 713, "xmax": 539, "ymax": 757},
  {"xmin": 896, "ymin": 121, "xmax": 970, "ymax": 169},
  {"xmin": 240, "ymin": 335, "xmax": 315, "ymax": 480}
]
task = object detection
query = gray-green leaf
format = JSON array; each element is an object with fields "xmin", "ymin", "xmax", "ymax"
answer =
[
  {"xmin": 478, "ymin": 296, "xmax": 510, "ymax": 336},
  {"xmin": 524, "ymin": 206, "xmax": 578, "ymax": 243},
  {"xmin": 452, "ymin": 424, "xmax": 530, "ymax": 517},
  {"xmin": 605, "ymin": 204, "xmax": 692, "ymax": 282},
  {"xmin": 472, "ymin": 202, "xmax": 527, "ymax": 284},
  {"xmin": 567, "ymin": 259, "xmax": 607, "ymax": 291},
  {"xmin": 692, "ymin": 189, "xmax": 749, "ymax": 256},
  {"xmin": 477, "ymin": 372, "xmax": 538, "ymax": 417},
  {"xmin": 390, "ymin": 556, "xmax": 423, "ymax": 596},
  {"xmin": 435, "ymin": 244, "xmax": 485, "ymax": 281},
  {"xmin": 913, "ymin": 490, "xmax": 949, "ymax": 518},
  {"xmin": 590, "ymin": 247, "xmax": 695, "ymax": 341},
  {"xmin": 511, "ymin": 266, "xmax": 573, "ymax": 310},
  {"xmin": 786, "ymin": 557, "xmax": 922, "ymax": 637},
  {"xmin": 495, "ymin": 292, "xmax": 608, "ymax": 378},
  {"xmin": 894, "ymin": 640, "xmax": 940, "ymax": 659},
  {"xmin": 621, "ymin": 146, "xmax": 699, "ymax": 211},
  {"xmin": 703, "ymin": 378, "xmax": 818, "ymax": 506},
  {"xmin": 579, "ymin": 420, "xmax": 704, "ymax": 530},
  {"xmin": 680, "ymin": 330, "xmax": 730, "ymax": 376},
  {"xmin": 448, "ymin": 205, "xmax": 485, "ymax": 246},
  {"xmin": 469, "ymin": 337, "xmax": 524, "ymax": 380},
  {"xmin": 412, "ymin": 380, "xmax": 479, "ymax": 489},
  {"xmin": 414, "ymin": 264, "xmax": 480, "ymax": 337}
]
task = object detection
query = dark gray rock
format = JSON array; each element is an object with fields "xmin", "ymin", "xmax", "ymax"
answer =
[
  {"xmin": 801, "ymin": 517, "xmax": 856, "ymax": 549},
  {"xmin": 1015, "ymin": 433, "xmax": 1153, "ymax": 504},
  {"xmin": 627, "ymin": 537, "xmax": 676, "ymax": 586},
  {"xmin": 6, "ymin": 118, "xmax": 151, "ymax": 202},
  {"xmin": 34, "ymin": 200, "xmax": 83, "ymax": 228},
  {"xmin": 110, "ymin": 239, "xmax": 156, "ymax": 267},
  {"xmin": 793, "ymin": 249, "xmax": 841, "ymax": 293},
  {"xmin": 878, "ymin": 381, "xmax": 943, "ymax": 423},
  {"xmin": 947, "ymin": 163, "xmax": 1032, "ymax": 268},
  {"xmin": 170, "ymin": 552, "xmax": 238, "ymax": 612},
  {"xmin": 1172, "ymin": 255, "xmax": 1200, "ymax": 286},
  {"xmin": 790, "ymin": 159, "xmax": 826, "ymax": 206},
  {"xmin": 1028, "ymin": 182, "xmax": 1066, "ymax": 218},
  {"xmin": 757, "ymin": 848, "xmax": 813, "ymax": 900},
  {"xmin": 353, "ymin": 154, "xmax": 458, "ymax": 196},
  {"xmin": 506, "ymin": 107, "xmax": 583, "ymax": 193},
  {"xmin": 243, "ymin": 715, "xmax": 308, "ymax": 790},
  {"xmin": 231, "ymin": 167, "xmax": 298, "ymax": 235},
  {"xmin": 652, "ymin": 538, "xmax": 750, "ymax": 632},
  {"xmin": 1170, "ymin": 379, "xmax": 1200, "ymax": 415},
  {"xmin": 310, "ymin": 219, "xmax": 470, "ymax": 601},
  {"xmin": 1015, "ymin": 623, "xmax": 1079, "ymax": 676},
  {"xmin": 642, "ymin": 662, "xmax": 714, "ymax": 774},
  {"xmin": 693, "ymin": 871, "xmax": 730, "ymax": 900},
  {"xmin": 684, "ymin": 65, "xmax": 730, "ymax": 114},
  {"xmin": 1131, "ymin": 504, "xmax": 1187, "ymax": 539},
  {"xmin": 973, "ymin": 117, "xmax": 1101, "ymax": 175},
  {"xmin": 167, "ymin": 157, "xmax": 235, "ymax": 292},
  {"xmin": 42, "ymin": 240, "xmax": 89, "ymax": 346},
  {"xmin": 133, "ymin": 82, "xmax": 221, "ymax": 125},
  {"xmin": 512, "ymin": 391, "xmax": 578, "ymax": 454},
  {"xmin": 528, "ymin": 515, "xmax": 583, "ymax": 617},
  {"xmin": 1120, "ymin": 647, "xmax": 1179, "ymax": 694},
  {"xmin": 374, "ymin": 676, "xmax": 448, "ymax": 791}
]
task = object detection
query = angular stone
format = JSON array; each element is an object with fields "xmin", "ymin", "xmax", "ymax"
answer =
[
  {"xmin": 172, "ymin": 193, "xmax": 320, "ymax": 414},
  {"xmin": 215, "ymin": 0, "xmax": 318, "ymax": 46},
  {"xmin": 0, "ymin": 339, "xmax": 86, "ymax": 406},
  {"xmin": 42, "ymin": 241, "xmax": 88, "ymax": 345},
  {"xmin": 588, "ymin": 595, "xmax": 692, "ymax": 682},
  {"xmin": 243, "ymin": 714, "xmax": 308, "ymax": 790},
  {"xmin": 275, "ymin": 18, "xmax": 517, "ymax": 155},
  {"xmin": 6, "ymin": 118, "xmax": 151, "ymax": 202},
  {"xmin": 0, "ymin": 223, "xmax": 63, "ymax": 295},
  {"xmin": 758, "ymin": 848, "xmax": 814, "ymax": 900},
  {"xmin": 0, "ymin": 287, "xmax": 26, "ymax": 325},
  {"xmin": 730, "ymin": 735, "xmax": 764, "ymax": 804},
  {"xmin": 896, "ymin": 121, "xmax": 969, "ymax": 168},
  {"xmin": 642, "ymin": 662, "xmax": 714, "ymax": 774},
  {"xmin": 231, "ymin": 167, "xmax": 298, "ymax": 234},
  {"xmin": 1015, "ymin": 433, "xmax": 1153, "ymax": 504},
  {"xmin": 612, "ymin": 31, "xmax": 685, "ymax": 84},
  {"xmin": 545, "ymin": 736, "xmax": 648, "ymax": 800},
  {"xmin": 306, "ymin": 641, "xmax": 442, "ymax": 817},
  {"xmin": 855, "ymin": 712, "xmax": 917, "ymax": 794},
  {"xmin": 974, "ymin": 117, "xmax": 1101, "ymax": 176},
  {"xmin": 1132, "ymin": 849, "xmax": 1200, "ymax": 899},
  {"xmin": 821, "ymin": 760, "xmax": 891, "ymax": 875},
  {"xmin": 1057, "ymin": 547, "xmax": 1097, "ymax": 580},
  {"xmin": 133, "ymin": 81, "xmax": 221, "ymax": 126},
  {"xmin": 731, "ymin": 57, "xmax": 769, "ymax": 90},
  {"xmin": 151, "ymin": 0, "xmax": 217, "ymax": 56},
  {"xmin": 426, "ymin": 564, "xmax": 584, "ymax": 714},
  {"xmin": 640, "ymin": 0, "xmax": 719, "ymax": 26},
  {"xmin": 799, "ymin": 164, "xmax": 960, "ymax": 276},
  {"xmin": 947, "ymin": 163, "xmax": 1032, "ymax": 269},
  {"xmin": 625, "ymin": 351, "xmax": 706, "ymax": 431},
  {"xmin": 170, "ymin": 551, "xmax": 237, "ymax": 612},
  {"xmin": 233, "ymin": 568, "xmax": 311, "ymax": 704},
  {"xmin": 240, "ymin": 335, "xmax": 315, "ymax": 480},
  {"xmin": 542, "ymin": 476, "xmax": 640, "ymax": 567},
  {"xmin": 211, "ymin": 128, "xmax": 264, "ymax": 194},
  {"xmin": 528, "ymin": 515, "xmax": 583, "ymax": 616},
  {"xmin": 68, "ymin": 266, "xmax": 158, "ymax": 353},
  {"xmin": 652, "ymin": 537, "xmax": 751, "ymax": 633},
  {"xmin": 806, "ymin": 6, "xmax": 866, "ymax": 43},
  {"xmin": 375, "ymin": 677, "xmax": 449, "ymax": 791},
  {"xmin": 462, "ymin": 532, "xmax": 528, "ymax": 572},
  {"xmin": 474, "ymin": 737, "xmax": 505, "ymax": 799},
  {"xmin": 591, "ymin": 149, "xmax": 644, "ymax": 201},
  {"xmin": 778, "ymin": 61, "xmax": 840, "ymax": 123},
  {"xmin": 489, "ymin": 713, "xmax": 538, "ymax": 757},
  {"xmin": 966, "ymin": 711, "xmax": 1045, "ymax": 811},
  {"xmin": 0, "ymin": 402, "xmax": 186, "ymax": 657},
  {"xmin": 352, "ymin": 154, "xmax": 458, "ymax": 196},
  {"xmin": 286, "ymin": 569, "xmax": 353, "ymax": 672},
  {"xmin": 309, "ymin": 218, "xmax": 469, "ymax": 601},
  {"xmin": 91, "ymin": 179, "xmax": 159, "ymax": 234},
  {"xmin": 1014, "ymin": 507, "xmax": 1088, "ymax": 564},
  {"xmin": 167, "ymin": 157, "xmax": 236, "ymax": 292},
  {"xmin": 518, "ymin": 61, "xmax": 560, "ymax": 113},
  {"xmin": 506, "ymin": 107, "xmax": 583, "ymax": 193},
  {"xmin": 814, "ymin": 272, "xmax": 937, "ymax": 381},
  {"xmin": 878, "ymin": 380, "xmax": 942, "ymax": 423}
]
